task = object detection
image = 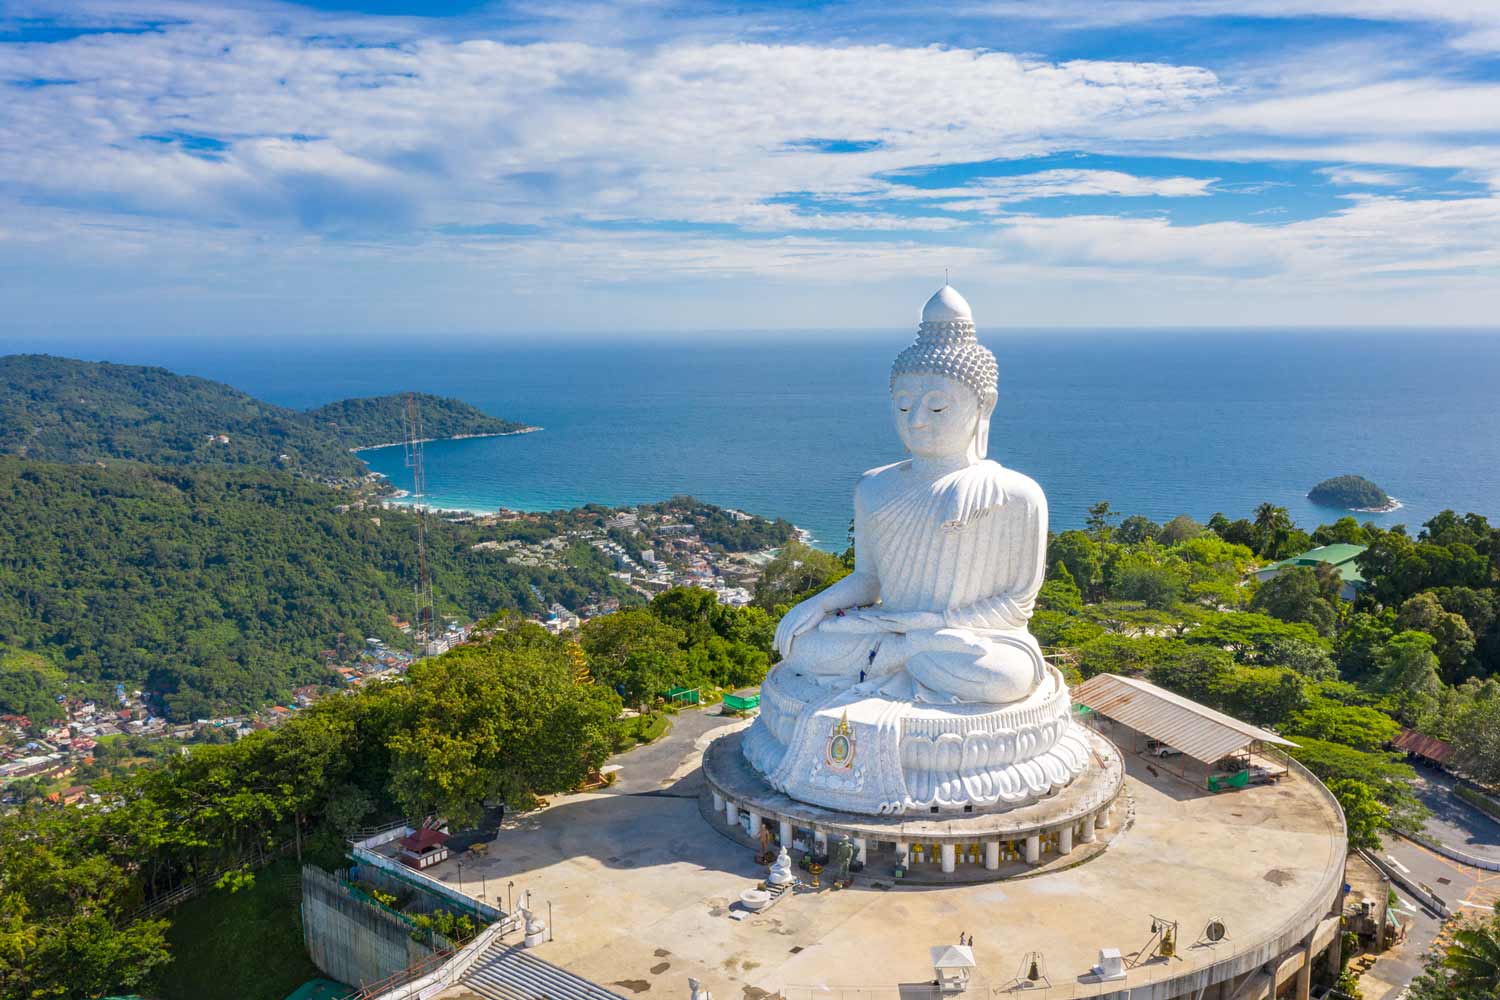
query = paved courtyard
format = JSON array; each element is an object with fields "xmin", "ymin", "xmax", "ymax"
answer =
[{"xmin": 433, "ymin": 707, "xmax": 1344, "ymax": 1000}]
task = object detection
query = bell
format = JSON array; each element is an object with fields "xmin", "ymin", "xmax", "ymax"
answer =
[{"xmin": 1027, "ymin": 958, "xmax": 1040, "ymax": 982}]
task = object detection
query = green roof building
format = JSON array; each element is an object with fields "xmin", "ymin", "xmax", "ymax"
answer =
[{"xmin": 1254, "ymin": 543, "xmax": 1367, "ymax": 600}]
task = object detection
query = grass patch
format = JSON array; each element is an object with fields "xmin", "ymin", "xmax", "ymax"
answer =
[
  {"xmin": 151, "ymin": 857, "xmax": 334, "ymax": 1000},
  {"xmin": 632, "ymin": 712, "xmax": 670, "ymax": 744}
]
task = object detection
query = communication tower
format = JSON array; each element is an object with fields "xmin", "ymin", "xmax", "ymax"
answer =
[{"xmin": 403, "ymin": 392, "xmax": 437, "ymax": 655}]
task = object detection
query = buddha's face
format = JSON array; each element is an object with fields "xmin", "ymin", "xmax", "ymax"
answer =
[{"xmin": 892, "ymin": 373, "xmax": 982, "ymax": 459}]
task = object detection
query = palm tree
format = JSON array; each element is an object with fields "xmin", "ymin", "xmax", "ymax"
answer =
[
  {"xmin": 1252, "ymin": 502, "xmax": 1292, "ymax": 559},
  {"xmin": 1443, "ymin": 913, "xmax": 1500, "ymax": 995}
]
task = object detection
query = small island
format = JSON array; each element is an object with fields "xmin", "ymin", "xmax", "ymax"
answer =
[{"xmin": 1308, "ymin": 474, "xmax": 1399, "ymax": 512}]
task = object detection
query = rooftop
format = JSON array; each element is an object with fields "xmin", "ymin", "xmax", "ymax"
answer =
[
  {"xmin": 1073, "ymin": 673, "xmax": 1297, "ymax": 764},
  {"xmin": 433, "ymin": 713, "xmax": 1344, "ymax": 1000},
  {"xmin": 1266, "ymin": 543, "xmax": 1368, "ymax": 584}
]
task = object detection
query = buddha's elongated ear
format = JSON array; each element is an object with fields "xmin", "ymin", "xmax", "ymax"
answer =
[{"xmin": 971, "ymin": 393, "xmax": 997, "ymax": 461}]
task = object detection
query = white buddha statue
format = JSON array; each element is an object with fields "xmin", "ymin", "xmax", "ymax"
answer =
[{"xmin": 743, "ymin": 285, "xmax": 1091, "ymax": 815}]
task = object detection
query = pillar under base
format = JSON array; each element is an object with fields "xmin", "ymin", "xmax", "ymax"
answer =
[
  {"xmin": 1025, "ymin": 835, "xmax": 1040, "ymax": 864},
  {"xmin": 984, "ymin": 842, "xmax": 1000, "ymax": 870}
]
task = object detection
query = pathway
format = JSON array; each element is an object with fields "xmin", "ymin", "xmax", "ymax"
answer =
[{"xmin": 1411, "ymin": 769, "xmax": 1500, "ymax": 864}]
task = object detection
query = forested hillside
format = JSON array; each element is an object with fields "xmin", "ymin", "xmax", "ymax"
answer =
[
  {"xmin": 306, "ymin": 392, "xmax": 530, "ymax": 448},
  {"xmin": 0, "ymin": 459, "xmax": 633, "ymax": 719},
  {"xmin": 0, "ymin": 355, "xmax": 527, "ymax": 480},
  {"xmin": 0, "ymin": 355, "xmax": 366, "ymax": 478}
]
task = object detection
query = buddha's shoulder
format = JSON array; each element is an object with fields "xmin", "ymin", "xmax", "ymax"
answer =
[
  {"xmin": 854, "ymin": 460, "xmax": 909, "ymax": 507},
  {"xmin": 971, "ymin": 461, "xmax": 1045, "ymax": 497},
  {"xmin": 949, "ymin": 461, "xmax": 1046, "ymax": 514}
]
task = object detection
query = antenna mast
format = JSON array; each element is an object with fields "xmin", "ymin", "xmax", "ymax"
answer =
[{"xmin": 403, "ymin": 392, "xmax": 436, "ymax": 656}]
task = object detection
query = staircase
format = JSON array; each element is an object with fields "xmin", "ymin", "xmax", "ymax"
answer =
[{"xmin": 462, "ymin": 943, "xmax": 630, "ymax": 1000}]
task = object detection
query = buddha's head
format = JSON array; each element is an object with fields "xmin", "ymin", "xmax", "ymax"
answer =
[{"xmin": 891, "ymin": 285, "xmax": 998, "ymax": 463}]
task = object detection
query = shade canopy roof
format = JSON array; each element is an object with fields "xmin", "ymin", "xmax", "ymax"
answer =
[
  {"xmin": 931, "ymin": 945, "xmax": 977, "ymax": 969},
  {"xmin": 1072, "ymin": 673, "xmax": 1296, "ymax": 764}
]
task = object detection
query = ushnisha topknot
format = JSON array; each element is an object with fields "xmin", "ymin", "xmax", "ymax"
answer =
[{"xmin": 891, "ymin": 284, "xmax": 998, "ymax": 405}]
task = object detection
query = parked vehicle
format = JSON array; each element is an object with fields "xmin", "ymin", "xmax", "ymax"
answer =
[{"xmin": 1145, "ymin": 739, "xmax": 1182, "ymax": 758}]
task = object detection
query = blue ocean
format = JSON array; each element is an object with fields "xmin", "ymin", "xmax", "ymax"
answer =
[{"xmin": 7, "ymin": 329, "xmax": 1499, "ymax": 549}]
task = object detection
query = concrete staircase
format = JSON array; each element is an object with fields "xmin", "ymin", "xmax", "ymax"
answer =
[{"xmin": 461, "ymin": 943, "xmax": 630, "ymax": 1000}]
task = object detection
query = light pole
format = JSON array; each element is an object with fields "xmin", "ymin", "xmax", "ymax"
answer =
[
  {"xmin": 456, "ymin": 860, "xmax": 463, "ymax": 894},
  {"xmin": 508, "ymin": 881, "xmax": 514, "ymax": 913}
]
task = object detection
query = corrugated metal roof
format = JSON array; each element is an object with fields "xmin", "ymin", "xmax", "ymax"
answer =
[
  {"xmin": 1392, "ymin": 728, "xmax": 1453, "ymax": 764},
  {"xmin": 1072, "ymin": 673, "xmax": 1297, "ymax": 764}
]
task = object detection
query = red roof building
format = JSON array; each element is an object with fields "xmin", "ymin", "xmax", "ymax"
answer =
[
  {"xmin": 397, "ymin": 827, "xmax": 451, "ymax": 870},
  {"xmin": 1392, "ymin": 728, "xmax": 1453, "ymax": 766}
]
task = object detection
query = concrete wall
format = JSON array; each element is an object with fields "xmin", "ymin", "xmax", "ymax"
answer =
[
  {"xmin": 351, "ymin": 844, "xmax": 504, "ymax": 922},
  {"xmin": 302, "ymin": 865, "xmax": 437, "ymax": 989}
]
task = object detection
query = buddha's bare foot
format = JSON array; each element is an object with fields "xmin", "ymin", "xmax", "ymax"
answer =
[{"xmin": 905, "ymin": 630, "xmax": 1041, "ymax": 704}]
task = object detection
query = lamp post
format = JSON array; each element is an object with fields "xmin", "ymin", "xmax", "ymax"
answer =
[
  {"xmin": 456, "ymin": 860, "xmax": 463, "ymax": 893},
  {"xmin": 508, "ymin": 880, "xmax": 514, "ymax": 913}
]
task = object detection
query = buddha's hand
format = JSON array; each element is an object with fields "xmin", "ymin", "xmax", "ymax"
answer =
[{"xmin": 774, "ymin": 597, "xmax": 829, "ymax": 659}]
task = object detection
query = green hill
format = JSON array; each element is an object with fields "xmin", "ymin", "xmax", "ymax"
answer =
[
  {"xmin": 306, "ymin": 392, "xmax": 530, "ymax": 449},
  {"xmin": 0, "ymin": 458, "xmax": 633, "ymax": 720},
  {"xmin": 0, "ymin": 356, "xmax": 527, "ymax": 480},
  {"xmin": 1308, "ymin": 475, "xmax": 1392, "ymax": 510}
]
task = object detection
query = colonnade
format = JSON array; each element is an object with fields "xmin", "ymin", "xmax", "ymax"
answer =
[{"xmin": 711, "ymin": 788, "xmax": 1118, "ymax": 875}]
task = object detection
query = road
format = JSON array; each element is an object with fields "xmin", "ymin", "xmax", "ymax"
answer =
[
  {"xmin": 1410, "ymin": 768, "xmax": 1500, "ymax": 863},
  {"xmin": 1361, "ymin": 834, "xmax": 1500, "ymax": 1000}
]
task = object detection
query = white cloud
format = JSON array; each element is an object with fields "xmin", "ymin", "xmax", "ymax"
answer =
[
  {"xmin": 0, "ymin": 0, "xmax": 1499, "ymax": 331},
  {"xmin": 1317, "ymin": 166, "xmax": 1409, "ymax": 186}
]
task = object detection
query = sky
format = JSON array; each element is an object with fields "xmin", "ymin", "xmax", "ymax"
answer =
[{"xmin": 3, "ymin": 0, "xmax": 1500, "ymax": 335}]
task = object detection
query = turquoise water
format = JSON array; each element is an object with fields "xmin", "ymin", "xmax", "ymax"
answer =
[{"xmin": 7, "ymin": 329, "xmax": 1499, "ymax": 548}]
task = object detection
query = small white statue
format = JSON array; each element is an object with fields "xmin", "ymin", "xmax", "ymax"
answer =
[
  {"xmin": 689, "ymin": 978, "xmax": 713, "ymax": 1000},
  {"xmin": 744, "ymin": 285, "xmax": 1091, "ymax": 815},
  {"xmin": 520, "ymin": 898, "xmax": 547, "ymax": 948},
  {"xmin": 767, "ymin": 845, "xmax": 795, "ymax": 887}
]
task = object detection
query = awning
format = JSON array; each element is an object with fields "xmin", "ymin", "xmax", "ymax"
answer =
[{"xmin": 1072, "ymin": 673, "xmax": 1297, "ymax": 764}]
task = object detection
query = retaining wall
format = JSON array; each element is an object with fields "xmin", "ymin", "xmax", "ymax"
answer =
[{"xmin": 302, "ymin": 865, "xmax": 437, "ymax": 989}]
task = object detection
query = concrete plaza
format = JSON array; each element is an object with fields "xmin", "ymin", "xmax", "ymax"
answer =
[{"xmin": 434, "ymin": 708, "xmax": 1344, "ymax": 1000}]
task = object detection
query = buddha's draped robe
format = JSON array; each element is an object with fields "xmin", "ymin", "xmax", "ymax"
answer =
[{"xmin": 785, "ymin": 459, "xmax": 1047, "ymax": 702}]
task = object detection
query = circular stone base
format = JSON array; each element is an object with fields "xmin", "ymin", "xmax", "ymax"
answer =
[{"xmin": 702, "ymin": 727, "xmax": 1124, "ymax": 883}]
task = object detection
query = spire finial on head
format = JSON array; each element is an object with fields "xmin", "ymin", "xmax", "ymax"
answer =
[{"xmin": 893, "ymin": 284, "xmax": 997, "ymax": 405}]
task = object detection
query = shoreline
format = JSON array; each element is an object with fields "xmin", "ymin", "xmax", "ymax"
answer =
[
  {"xmin": 1306, "ymin": 492, "xmax": 1403, "ymax": 514},
  {"xmin": 350, "ymin": 426, "xmax": 542, "ymax": 453}
]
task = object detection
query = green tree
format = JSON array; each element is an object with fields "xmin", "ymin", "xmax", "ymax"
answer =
[
  {"xmin": 1253, "ymin": 502, "xmax": 1294, "ymax": 558},
  {"xmin": 1115, "ymin": 515, "xmax": 1160, "ymax": 545},
  {"xmin": 1451, "ymin": 691, "xmax": 1500, "ymax": 786},
  {"xmin": 1112, "ymin": 563, "xmax": 1184, "ymax": 610},
  {"xmin": 1444, "ymin": 908, "xmax": 1500, "ymax": 997},
  {"xmin": 1209, "ymin": 666, "xmax": 1308, "ymax": 729},
  {"xmin": 1397, "ymin": 593, "xmax": 1477, "ymax": 682},
  {"xmin": 1158, "ymin": 514, "xmax": 1204, "ymax": 545},
  {"xmin": 1250, "ymin": 566, "xmax": 1336, "ymax": 636},
  {"xmin": 1038, "ymin": 562, "xmax": 1084, "ymax": 614},
  {"xmin": 752, "ymin": 541, "xmax": 850, "ymax": 611},
  {"xmin": 1287, "ymin": 701, "xmax": 1399, "ymax": 751},
  {"xmin": 1373, "ymin": 630, "xmax": 1443, "ymax": 726},
  {"xmin": 1284, "ymin": 737, "xmax": 1427, "ymax": 831},
  {"xmin": 579, "ymin": 609, "xmax": 685, "ymax": 711},
  {"xmin": 0, "ymin": 805, "xmax": 172, "ymax": 998},
  {"xmin": 1313, "ymin": 517, "xmax": 1369, "ymax": 546},
  {"xmin": 1327, "ymin": 778, "xmax": 1389, "ymax": 851},
  {"xmin": 1085, "ymin": 501, "xmax": 1118, "ymax": 542},
  {"xmin": 389, "ymin": 628, "xmax": 621, "ymax": 823},
  {"xmin": 1049, "ymin": 531, "xmax": 1104, "ymax": 601}
]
